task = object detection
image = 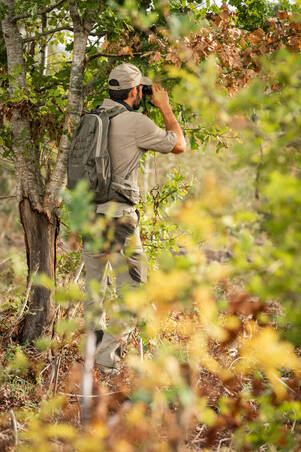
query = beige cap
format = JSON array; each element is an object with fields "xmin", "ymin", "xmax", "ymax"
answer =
[{"xmin": 108, "ymin": 63, "xmax": 152, "ymax": 90}]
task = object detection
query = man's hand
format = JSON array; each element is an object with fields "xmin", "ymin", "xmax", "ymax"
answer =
[
  {"xmin": 150, "ymin": 84, "xmax": 170, "ymax": 110},
  {"xmin": 150, "ymin": 84, "xmax": 186, "ymax": 154}
]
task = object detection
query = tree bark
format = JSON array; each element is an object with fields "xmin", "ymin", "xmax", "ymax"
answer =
[
  {"xmin": 1, "ymin": 0, "xmax": 94, "ymax": 342},
  {"xmin": 1, "ymin": 0, "xmax": 56, "ymax": 341},
  {"xmin": 19, "ymin": 199, "xmax": 59, "ymax": 342},
  {"xmin": 44, "ymin": 0, "xmax": 94, "ymax": 211},
  {"xmin": 40, "ymin": 13, "xmax": 48, "ymax": 75}
]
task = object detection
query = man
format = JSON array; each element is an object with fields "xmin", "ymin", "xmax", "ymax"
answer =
[{"xmin": 83, "ymin": 62, "xmax": 186, "ymax": 372}]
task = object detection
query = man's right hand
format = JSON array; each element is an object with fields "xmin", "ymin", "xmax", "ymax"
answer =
[
  {"xmin": 150, "ymin": 84, "xmax": 186, "ymax": 154},
  {"xmin": 150, "ymin": 84, "xmax": 170, "ymax": 110}
]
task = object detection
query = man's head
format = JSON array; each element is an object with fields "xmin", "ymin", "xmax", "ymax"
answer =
[{"xmin": 108, "ymin": 63, "xmax": 152, "ymax": 110}]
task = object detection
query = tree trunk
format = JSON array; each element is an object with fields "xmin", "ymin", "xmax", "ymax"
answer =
[
  {"xmin": 19, "ymin": 199, "xmax": 59, "ymax": 342},
  {"xmin": 2, "ymin": 0, "xmax": 94, "ymax": 343}
]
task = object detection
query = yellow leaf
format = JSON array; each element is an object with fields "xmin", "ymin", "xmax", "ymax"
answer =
[
  {"xmin": 44, "ymin": 423, "xmax": 76, "ymax": 440},
  {"xmin": 236, "ymin": 326, "xmax": 301, "ymax": 399},
  {"xmin": 146, "ymin": 269, "xmax": 190, "ymax": 303},
  {"xmin": 126, "ymin": 402, "xmax": 146, "ymax": 425},
  {"xmin": 194, "ymin": 286, "xmax": 228, "ymax": 341},
  {"xmin": 188, "ymin": 333, "xmax": 232, "ymax": 380}
]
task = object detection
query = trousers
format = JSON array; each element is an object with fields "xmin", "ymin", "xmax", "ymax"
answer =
[{"xmin": 82, "ymin": 204, "xmax": 147, "ymax": 368}]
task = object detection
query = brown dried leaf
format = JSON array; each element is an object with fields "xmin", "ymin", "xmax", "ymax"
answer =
[
  {"xmin": 120, "ymin": 46, "xmax": 133, "ymax": 56},
  {"xmin": 149, "ymin": 51, "xmax": 162, "ymax": 64},
  {"xmin": 220, "ymin": 4, "xmax": 230, "ymax": 20}
]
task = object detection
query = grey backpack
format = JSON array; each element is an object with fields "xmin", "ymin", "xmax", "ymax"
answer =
[{"xmin": 67, "ymin": 105, "xmax": 140, "ymax": 205}]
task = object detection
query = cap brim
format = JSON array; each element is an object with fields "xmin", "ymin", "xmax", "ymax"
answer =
[{"xmin": 141, "ymin": 76, "xmax": 152, "ymax": 86}]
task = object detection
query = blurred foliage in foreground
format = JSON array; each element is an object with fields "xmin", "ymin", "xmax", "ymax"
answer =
[{"xmin": 1, "ymin": 26, "xmax": 301, "ymax": 452}]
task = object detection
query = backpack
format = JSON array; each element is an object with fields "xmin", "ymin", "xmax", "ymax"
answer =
[{"xmin": 67, "ymin": 105, "xmax": 140, "ymax": 205}]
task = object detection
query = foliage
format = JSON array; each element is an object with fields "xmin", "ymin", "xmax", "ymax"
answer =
[
  {"xmin": 1, "ymin": 0, "xmax": 301, "ymax": 451},
  {"xmin": 2, "ymin": 168, "xmax": 301, "ymax": 450},
  {"xmin": 227, "ymin": 0, "xmax": 286, "ymax": 31},
  {"xmin": 138, "ymin": 168, "xmax": 190, "ymax": 264}
]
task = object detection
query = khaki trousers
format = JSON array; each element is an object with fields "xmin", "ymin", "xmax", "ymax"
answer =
[{"xmin": 82, "ymin": 207, "xmax": 147, "ymax": 368}]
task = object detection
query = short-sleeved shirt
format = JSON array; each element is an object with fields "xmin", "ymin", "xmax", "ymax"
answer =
[{"xmin": 96, "ymin": 98, "xmax": 177, "ymax": 213}]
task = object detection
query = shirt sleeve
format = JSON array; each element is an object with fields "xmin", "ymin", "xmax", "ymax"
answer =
[{"xmin": 134, "ymin": 113, "xmax": 177, "ymax": 154}]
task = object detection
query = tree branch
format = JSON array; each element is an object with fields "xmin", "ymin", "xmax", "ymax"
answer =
[
  {"xmin": 44, "ymin": 2, "xmax": 95, "ymax": 211},
  {"xmin": 69, "ymin": 0, "xmax": 83, "ymax": 32},
  {"xmin": 13, "ymin": 0, "xmax": 67, "ymax": 21},
  {"xmin": 0, "ymin": 194, "xmax": 16, "ymax": 200},
  {"xmin": 82, "ymin": 75, "xmax": 101, "ymax": 98},
  {"xmin": 1, "ymin": 0, "xmax": 43, "ymax": 209},
  {"xmin": 23, "ymin": 26, "xmax": 73, "ymax": 43},
  {"xmin": 87, "ymin": 50, "xmax": 152, "ymax": 63}
]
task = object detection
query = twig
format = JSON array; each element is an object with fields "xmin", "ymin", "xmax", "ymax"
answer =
[
  {"xmin": 87, "ymin": 50, "xmax": 151, "ymax": 63},
  {"xmin": 9, "ymin": 409, "xmax": 18, "ymax": 447},
  {"xmin": 275, "ymin": 375, "xmax": 296, "ymax": 394},
  {"xmin": 139, "ymin": 337, "xmax": 144, "ymax": 362},
  {"xmin": 14, "ymin": 0, "xmax": 67, "ymax": 20},
  {"xmin": 291, "ymin": 418, "xmax": 296, "ymax": 432},
  {"xmin": 191, "ymin": 424, "xmax": 206, "ymax": 443},
  {"xmin": 0, "ymin": 195, "xmax": 16, "ymax": 200},
  {"xmin": 7, "ymin": 276, "xmax": 34, "ymax": 337},
  {"xmin": 0, "ymin": 257, "xmax": 11, "ymax": 267},
  {"xmin": 68, "ymin": 302, "xmax": 81, "ymax": 319},
  {"xmin": 47, "ymin": 358, "xmax": 56, "ymax": 397},
  {"xmin": 39, "ymin": 363, "xmax": 51, "ymax": 379},
  {"xmin": 23, "ymin": 26, "xmax": 73, "ymax": 43},
  {"xmin": 223, "ymin": 386, "xmax": 234, "ymax": 397},
  {"xmin": 59, "ymin": 390, "xmax": 123, "ymax": 398},
  {"xmin": 159, "ymin": 188, "xmax": 178, "ymax": 203},
  {"xmin": 217, "ymin": 438, "xmax": 231, "ymax": 451},
  {"xmin": 53, "ymin": 354, "xmax": 62, "ymax": 394},
  {"xmin": 74, "ymin": 262, "xmax": 84, "ymax": 283},
  {"xmin": 81, "ymin": 330, "xmax": 96, "ymax": 423},
  {"xmin": 228, "ymin": 356, "xmax": 244, "ymax": 370}
]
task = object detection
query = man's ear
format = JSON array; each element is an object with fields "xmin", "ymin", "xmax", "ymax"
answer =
[{"xmin": 129, "ymin": 86, "xmax": 137, "ymax": 98}]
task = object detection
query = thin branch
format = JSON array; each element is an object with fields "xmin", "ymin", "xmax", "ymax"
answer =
[
  {"xmin": 0, "ymin": 157, "xmax": 14, "ymax": 167},
  {"xmin": 139, "ymin": 337, "xmax": 144, "ymax": 362},
  {"xmin": 14, "ymin": 0, "xmax": 67, "ymax": 21},
  {"xmin": 69, "ymin": 0, "xmax": 83, "ymax": 32},
  {"xmin": 39, "ymin": 363, "xmax": 51, "ymax": 379},
  {"xmin": 40, "ymin": 13, "xmax": 48, "ymax": 74},
  {"xmin": 81, "ymin": 330, "xmax": 96, "ymax": 423},
  {"xmin": 74, "ymin": 262, "xmax": 85, "ymax": 283},
  {"xmin": 159, "ymin": 188, "xmax": 178, "ymax": 203},
  {"xmin": 0, "ymin": 257, "xmax": 11, "ymax": 267},
  {"xmin": 47, "ymin": 359, "xmax": 57, "ymax": 397},
  {"xmin": 9, "ymin": 410, "xmax": 18, "ymax": 447},
  {"xmin": 23, "ymin": 26, "xmax": 73, "ymax": 43},
  {"xmin": 53, "ymin": 354, "xmax": 62, "ymax": 394},
  {"xmin": 88, "ymin": 32, "xmax": 104, "ymax": 37},
  {"xmin": 82, "ymin": 75, "xmax": 102, "ymax": 97},
  {"xmin": 87, "ymin": 50, "xmax": 151, "ymax": 63},
  {"xmin": 59, "ymin": 391, "xmax": 124, "ymax": 398},
  {"xmin": 0, "ymin": 194, "xmax": 16, "ymax": 200},
  {"xmin": 7, "ymin": 270, "xmax": 36, "ymax": 337}
]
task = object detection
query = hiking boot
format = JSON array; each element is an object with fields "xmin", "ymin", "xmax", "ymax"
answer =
[
  {"xmin": 95, "ymin": 329, "xmax": 122, "ymax": 370},
  {"xmin": 96, "ymin": 363, "xmax": 122, "ymax": 377}
]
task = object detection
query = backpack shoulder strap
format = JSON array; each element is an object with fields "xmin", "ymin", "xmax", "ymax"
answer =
[
  {"xmin": 88, "ymin": 114, "xmax": 103, "ymax": 160},
  {"xmin": 88, "ymin": 105, "xmax": 126, "ymax": 159},
  {"xmin": 91, "ymin": 104, "xmax": 126, "ymax": 118}
]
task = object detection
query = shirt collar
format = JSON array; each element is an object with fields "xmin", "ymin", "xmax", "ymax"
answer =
[
  {"xmin": 101, "ymin": 98, "xmax": 133, "ymax": 111},
  {"xmin": 114, "ymin": 99, "xmax": 134, "ymax": 111}
]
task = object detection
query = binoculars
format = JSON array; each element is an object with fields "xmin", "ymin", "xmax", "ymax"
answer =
[{"xmin": 142, "ymin": 85, "xmax": 153, "ymax": 96}]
